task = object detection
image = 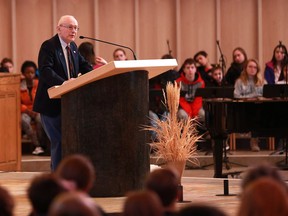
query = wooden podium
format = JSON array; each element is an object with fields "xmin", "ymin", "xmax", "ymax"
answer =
[
  {"xmin": 0, "ymin": 73, "xmax": 21, "ymax": 171},
  {"xmin": 48, "ymin": 59, "xmax": 177, "ymax": 197}
]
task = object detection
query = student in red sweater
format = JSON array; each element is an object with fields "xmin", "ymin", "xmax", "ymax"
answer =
[{"xmin": 176, "ymin": 58, "xmax": 205, "ymax": 122}]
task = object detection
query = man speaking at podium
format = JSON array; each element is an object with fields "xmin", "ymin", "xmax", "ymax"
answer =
[{"xmin": 33, "ymin": 15, "xmax": 93, "ymax": 171}]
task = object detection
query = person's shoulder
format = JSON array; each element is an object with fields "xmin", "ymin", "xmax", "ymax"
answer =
[
  {"xmin": 41, "ymin": 34, "xmax": 59, "ymax": 47},
  {"xmin": 265, "ymin": 61, "xmax": 274, "ymax": 69}
]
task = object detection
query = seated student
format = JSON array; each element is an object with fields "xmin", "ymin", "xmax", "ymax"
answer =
[
  {"xmin": 206, "ymin": 65, "xmax": 227, "ymax": 87},
  {"xmin": 78, "ymin": 42, "xmax": 107, "ymax": 69},
  {"xmin": 0, "ymin": 58, "xmax": 14, "ymax": 73},
  {"xmin": 113, "ymin": 48, "xmax": 128, "ymax": 61},
  {"xmin": 264, "ymin": 43, "xmax": 287, "ymax": 84},
  {"xmin": 176, "ymin": 58, "xmax": 205, "ymax": 123},
  {"xmin": 225, "ymin": 47, "xmax": 248, "ymax": 86},
  {"xmin": 145, "ymin": 167, "xmax": 179, "ymax": 216},
  {"xmin": 20, "ymin": 61, "xmax": 46, "ymax": 155},
  {"xmin": 234, "ymin": 59, "xmax": 265, "ymax": 151},
  {"xmin": 27, "ymin": 173, "xmax": 68, "ymax": 216},
  {"xmin": 270, "ymin": 56, "xmax": 288, "ymax": 152},
  {"xmin": 0, "ymin": 185, "xmax": 15, "ymax": 216},
  {"xmin": 123, "ymin": 190, "xmax": 163, "ymax": 216},
  {"xmin": 193, "ymin": 51, "xmax": 214, "ymax": 85},
  {"xmin": 49, "ymin": 192, "xmax": 101, "ymax": 216}
]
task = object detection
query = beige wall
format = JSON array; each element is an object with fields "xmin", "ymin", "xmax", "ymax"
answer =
[{"xmin": 0, "ymin": 0, "xmax": 287, "ymax": 73}]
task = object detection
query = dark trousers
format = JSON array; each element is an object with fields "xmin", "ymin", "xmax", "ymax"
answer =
[{"xmin": 40, "ymin": 113, "xmax": 61, "ymax": 171}]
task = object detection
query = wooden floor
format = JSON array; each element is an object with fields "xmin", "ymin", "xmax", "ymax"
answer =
[{"xmin": 2, "ymin": 149, "xmax": 288, "ymax": 216}]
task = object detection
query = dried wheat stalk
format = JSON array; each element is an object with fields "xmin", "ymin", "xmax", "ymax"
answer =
[{"xmin": 145, "ymin": 82, "xmax": 201, "ymax": 165}]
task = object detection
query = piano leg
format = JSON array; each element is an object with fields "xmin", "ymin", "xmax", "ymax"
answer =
[{"xmin": 213, "ymin": 138, "xmax": 224, "ymax": 178}]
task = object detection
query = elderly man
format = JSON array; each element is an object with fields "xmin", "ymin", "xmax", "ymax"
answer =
[{"xmin": 34, "ymin": 15, "xmax": 93, "ymax": 171}]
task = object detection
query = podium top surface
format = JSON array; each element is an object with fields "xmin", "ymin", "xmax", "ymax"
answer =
[{"xmin": 48, "ymin": 59, "xmax": 178, "ymax": 99}]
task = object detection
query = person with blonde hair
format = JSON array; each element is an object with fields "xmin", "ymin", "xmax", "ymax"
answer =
[
  {"xmin": 234, "ymin": 59, "xmax": 265, "ymax": 151},
  {"xmin": 234, "ymin": 58, "xmax": 265, "ymax": 99}
]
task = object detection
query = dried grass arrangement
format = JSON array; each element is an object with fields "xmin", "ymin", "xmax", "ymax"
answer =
[{"xmin": 146, "ymin": 82, "xmax": 201, "ymax": 167}]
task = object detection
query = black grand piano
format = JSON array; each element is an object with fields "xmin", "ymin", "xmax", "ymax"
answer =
[{"xmin": 199, "ymin": 85, "xmax": 288, "ymax": 178}]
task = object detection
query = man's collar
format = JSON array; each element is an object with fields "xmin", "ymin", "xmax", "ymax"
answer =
[{"xmin": 58, "ymin": 35, "xmax": 69, "ymax": 48}]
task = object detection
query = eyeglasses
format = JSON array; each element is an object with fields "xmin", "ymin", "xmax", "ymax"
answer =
[{"xmin": 60, "ymin": 24, "xmax": 79, "ymax": 31}]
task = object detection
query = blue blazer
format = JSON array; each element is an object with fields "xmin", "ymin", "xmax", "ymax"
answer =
[{"xmin": 33, "ymin": 34, "xmax": 93, "ymax": 116}]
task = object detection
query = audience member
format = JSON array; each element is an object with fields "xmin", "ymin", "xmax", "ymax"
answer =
[
  {"xmin": 237, "ymin": 178, "xmax": 288, "ymax": 216},
  {"xmin": 178, "ymin": 203, "xmax": 227, "ymax": 216},
  {"xmin": 225, "ymin": 47, "xmax": 248, "ymax": 86},
  {"xmin": 78, "ymin": 42, "xmax": 107, "ymax": 69},
  {"xmin": 55, "ymin": 154, "xmax": 95, "ymax": 193},
  {"xmin": 55, "ymin": 154, "xmax": 108, "ymax": 216},
  {"xmin": 33, "ymin": 15, "xmax": 93, "ymax": 171},
  {"xmin": 176, "ymin": 58, "xmax": 205, "ymax": 122},
  {"xmin": 49, "ymin": 191, "xmax": 101, "ymax": 216},
  {"xmin": 0, "ymin": 58, "xmax": 14, "ymax": 73},
  {"xmin": 113, "ymin": 48, "xmax": 128, "ymax": 61},
  {"xmin": 145, "ymin": 167, "xmax": 179, "ymax": 216},
  {"xmin": 234, "ymin": 59, "xmax": 265, "ymax": 151},
  {"xmin": 264, "ymin": 43, "xmax": 287, "ymax": 84},
  {"xmin": 123, "ymin": 190, "xmax": 163, "ymax": 216},
  {"xmin": 20, "ymin": 60, "xmax": 46, "ymax": 155},
  {"xmin": 27, "ymin": 173, "xmax": 68, "ymax": 216},
  {"xmin": 241, "ymin": 163, "xmax": 288, "ymax": 192},
  {"xmin": 194, "ymin": 51, "xmax": 214, "ymax": 85},
  {"xmin": 0, "ymin": 185, "xmax": 14, "ymax": 216}
]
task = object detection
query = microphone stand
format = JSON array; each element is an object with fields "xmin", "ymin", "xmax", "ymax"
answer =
[
  {"xmin": 167, "ymin": 40, "xmax": 172, "ymax": 56},
  {"xmin": 216, "ymin": 40, "xmax": 226, "ymax": 74},
  {"xmin": 79, "ymin": 36, "xmax": 137, "ymax": 60}
]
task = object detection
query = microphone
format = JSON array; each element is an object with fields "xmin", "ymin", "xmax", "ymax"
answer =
[{"xmin": 79, "ymin": 36, "xmax": 137, "ymax": 60}]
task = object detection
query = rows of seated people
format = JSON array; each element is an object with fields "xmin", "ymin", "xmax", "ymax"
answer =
[
  {"xmin": 0, "ymin": 154, "xmax": 287, "ymax": 216},
  {"xmin": 149, "ymin": 43, "xmax": 288, "ymax": 153},
  {"xmin": 0, "ymin": 58, "xmax": 48, "ymax": 155},
  {"xmin": 1, "ymin": 43, "xmax": 287, "ymax": 155}
]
